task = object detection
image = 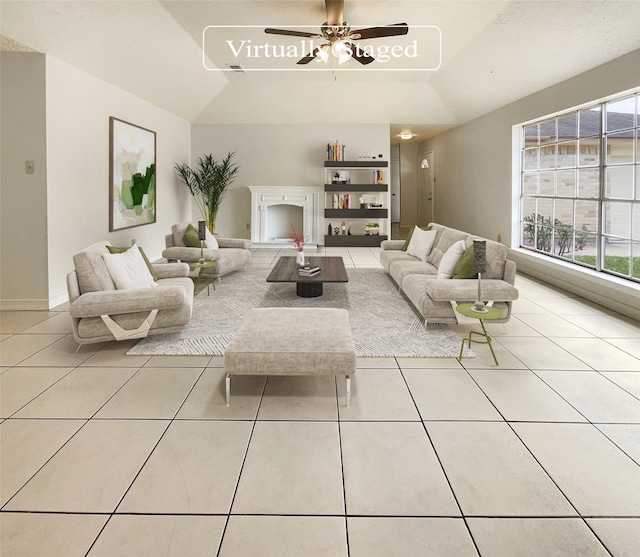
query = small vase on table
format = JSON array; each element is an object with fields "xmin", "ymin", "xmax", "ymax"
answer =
[{"xmin": 296, "ymin": 250, "xmax": 305, "ymax": 266}]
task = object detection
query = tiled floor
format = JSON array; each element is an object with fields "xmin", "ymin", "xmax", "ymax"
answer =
[{"xmin": 1, "ymin": 247, "xmax": 640, "ymax": 556}]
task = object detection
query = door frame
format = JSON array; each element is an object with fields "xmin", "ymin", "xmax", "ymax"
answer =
[{"xmin": 417, "ymin": 150, "xmax": 434, "ymax": 226}]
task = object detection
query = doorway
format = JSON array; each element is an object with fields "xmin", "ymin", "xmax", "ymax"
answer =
[{"xmin": 417, "ymin": 151, "xmax": 434, "ymax": 226}]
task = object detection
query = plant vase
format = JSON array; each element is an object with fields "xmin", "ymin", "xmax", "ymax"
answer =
[{"xmin": 296, "ymin": 250, "xmax": 305, "ymax": 266}]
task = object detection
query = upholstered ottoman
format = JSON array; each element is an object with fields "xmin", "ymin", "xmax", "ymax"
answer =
[{"xmin": 224, "ymin": 307, "xmax": 356, "ymax": 406}]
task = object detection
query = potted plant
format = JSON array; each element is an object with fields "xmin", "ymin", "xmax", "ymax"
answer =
[{"xmin": 174, "ymin": 152, "xmax": 239, "ymax": 233}]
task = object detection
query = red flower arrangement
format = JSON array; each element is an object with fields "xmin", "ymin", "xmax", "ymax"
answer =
[{"xmin": 289, "ymin": 224, "xmax": 307, "ymax": 251}]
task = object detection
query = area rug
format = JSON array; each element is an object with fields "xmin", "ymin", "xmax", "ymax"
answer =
[{"xmin": 128, "ymin": 267, "xmax": 473, "ymax": 358}]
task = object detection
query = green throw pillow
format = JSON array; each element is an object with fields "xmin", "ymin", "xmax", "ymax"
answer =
[
  {"xmin": 107, "ymin": 245, "xmax": 159, "ymax": 282},
  {"xmin": 183, "ymin": 224, "xmax": 201, "ymax": 248},
  {"xmin": 401, "ymin": 225, "xmax": 432, "ymax": 251},
  {"xmin": 452, "ymin": 244, "xmax": 477, "ymax": 279}
]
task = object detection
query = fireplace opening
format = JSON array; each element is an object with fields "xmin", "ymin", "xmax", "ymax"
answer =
[{"xmin": 265, "ymin": 204, "xmax": 303, "ymax": 241}]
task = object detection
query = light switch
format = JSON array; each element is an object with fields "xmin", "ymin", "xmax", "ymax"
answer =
[{"xmin": 25, "ymin": 161, "xmax": 34, "ymax": 174}]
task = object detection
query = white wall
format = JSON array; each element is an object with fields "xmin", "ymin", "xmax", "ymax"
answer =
[
  {"xmin": 419, "ymin": 48, "xmax": 640, "ymax": 320},
  {"xmin": 0, "ymin": 53, "xmax": 49, "ymax": 308},
  {"xmin": 0, "ymin": 53, "xmax": 193, "ymax": 309},
  {"xmin": 399, "ymin": 142, "xmax": 418, "ymax": 228},
  {"xmin": 191, "ymin": 123, "xmax": 390, "ymax": 239}
]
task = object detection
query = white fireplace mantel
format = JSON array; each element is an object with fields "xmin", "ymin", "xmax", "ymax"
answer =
[{"xmin": 248, "ymin": 186, "xmax": 323, "ymax": 248}]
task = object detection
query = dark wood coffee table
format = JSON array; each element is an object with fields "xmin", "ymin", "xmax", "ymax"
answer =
[{"xmin": 266, "ymin": 256, "xmax": 348, "ymax": 297}]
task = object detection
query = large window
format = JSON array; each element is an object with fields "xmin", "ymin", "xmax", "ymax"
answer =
[{"xmin": 519, "ymin": 90, "xmax": 640, "ymax": 282}]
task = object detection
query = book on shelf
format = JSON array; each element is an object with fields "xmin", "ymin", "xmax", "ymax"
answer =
[{"xmin": 326, "ymin": 140, "xmax": 345, "ymax": 162}]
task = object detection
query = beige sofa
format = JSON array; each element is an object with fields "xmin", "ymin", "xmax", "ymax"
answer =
[
  {"xmin": 67, "ymin": 241, "xmax": 194, "ymax": 344},
  {"xmin": 380, "ymin": 223, "xmax": 518, "ymax": 323},
  {"xmin": 162, "ymin": 222, "xmax": 252, "ymax": 280}
]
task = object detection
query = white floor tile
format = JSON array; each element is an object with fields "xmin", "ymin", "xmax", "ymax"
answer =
[
  {"xmin": 0, "ymin": 366, "xmax": 73, "ymax": 417},
  {"xmin": 259, "ymin": 375, "xmax": 338, "ymax": 420},
  {"xmin": 495, "ymin": 337, "xmax": 592, "ymax": 370},
  {"xmin": 426, "ymin": 421, "xmax": 575, "ymax": 516},
  {"xmin": 341, "ymin": 422, "xmax": 459, "ymax": 516},
  {"xmin": 586, "ymin": 518, "xmax": 640, "ymax": 557},
  {"xmin": 513, "ymin": 423, "xmax": 640, "ymax": 516}
]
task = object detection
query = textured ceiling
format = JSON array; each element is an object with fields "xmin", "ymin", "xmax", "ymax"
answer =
[{"xmin": 2, "ymin": 0, "xmax": 640, "ymax": 141}]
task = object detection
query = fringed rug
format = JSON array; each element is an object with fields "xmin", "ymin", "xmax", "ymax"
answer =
[{"xmin": 128, "ymin": 267, "xmax": 473, "ymax": 358}]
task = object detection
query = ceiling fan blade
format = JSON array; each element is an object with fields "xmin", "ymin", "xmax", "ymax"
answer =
[
  {"xmin": 353, "ymin": 22, "xmax": 409, "ymax": 40},
  {"xmin": 325, "ymin": 0, "xmax": 344, "ymax": 26},
  {"xmin": 345, "ymin": 42, "xmax": 375, "ymax": 65},
  {"xmin": 297, "ymin": 47, "xmax": 321, "ymax": 65},
  {"xmin": 265, "ymin": 28, "xmax": 321, "ymax": 39}
]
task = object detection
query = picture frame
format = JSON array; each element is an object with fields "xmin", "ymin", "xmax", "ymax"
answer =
[{"xmin": 109, "ymin": 117, "xmax": 156, "ymax": 231}]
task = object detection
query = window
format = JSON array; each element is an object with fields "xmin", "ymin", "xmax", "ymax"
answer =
[{"xmin": 519, "ymin": 90, "xmax": 640, "ymax": 282}]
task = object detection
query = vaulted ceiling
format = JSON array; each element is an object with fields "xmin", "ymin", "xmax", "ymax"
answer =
[{"xmin": 2, "ymin": 0, "xmax": 640, "ymax": 143}]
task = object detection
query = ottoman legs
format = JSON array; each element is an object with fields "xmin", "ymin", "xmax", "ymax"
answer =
[{"xmin": 225, "ymin": 374, "xmax": 352, "ymax": 407}]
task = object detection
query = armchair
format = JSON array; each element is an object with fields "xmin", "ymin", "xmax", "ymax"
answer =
[
  {"xmin": 162, "ymin": 222, "xmax": 252, "ymax": 280},
  {"xmin": 67, "ymin": 241, "xmax": 194, "ymax": 345}
]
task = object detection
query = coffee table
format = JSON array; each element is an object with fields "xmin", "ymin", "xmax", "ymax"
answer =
[{"xmin": 266, "ymin": 256, "xmax": 348, "ymax": 297}]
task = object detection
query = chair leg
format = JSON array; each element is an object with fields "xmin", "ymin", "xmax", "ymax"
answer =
[{"xmin": 226, "ymin": 374, "xmax": 231, "ymax": 406}]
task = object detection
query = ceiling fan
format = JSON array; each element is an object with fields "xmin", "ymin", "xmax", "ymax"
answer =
[{"xmin": 265, "ymin": 0, "xmax": 408, "ymax": 65}]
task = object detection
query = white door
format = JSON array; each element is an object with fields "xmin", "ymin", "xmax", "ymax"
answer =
[{"xmin": 417, "ymin": 151, "xmax": 434, "ymax": 226}]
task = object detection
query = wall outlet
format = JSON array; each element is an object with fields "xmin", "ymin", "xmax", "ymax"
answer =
[
  {"xmin": 25, "ymin": 161, "xmax": 34, "ymax": 174},
  {"xmin": 497, "ymin": 234, "xmax": 502, "ymax": 243},
  {"xmin": 246, "ymin": 223, "xmax": 251, "ymax": 230}
]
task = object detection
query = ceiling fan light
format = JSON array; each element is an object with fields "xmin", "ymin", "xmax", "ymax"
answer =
[
  {"xmin": 331, "ymin": 40, "xmax": 352, "ymax": 64},
  {"xmin": 316, "ymin": 45, "xmax": 330, "ymax": 63}
]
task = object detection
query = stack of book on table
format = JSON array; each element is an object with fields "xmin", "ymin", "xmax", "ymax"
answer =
[{"xmin": 299, "ymin": 265, "xmax": 321, "ymax": 277}]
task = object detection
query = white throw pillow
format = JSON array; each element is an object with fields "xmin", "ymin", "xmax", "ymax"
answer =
[
  {"xmin": 437, "ymin": 240, "xmax": 467, "ymax": 279},
  {"xmin": 102, "ymin": 245, "xmax": 158, "ymax": 290},
  {"xmin": 406, "ymin": 227, "xmax": 437, "ymax": 262},
  {"xmin": 204, "ymin": 227, "xmax": 219, "ymax": 249}
]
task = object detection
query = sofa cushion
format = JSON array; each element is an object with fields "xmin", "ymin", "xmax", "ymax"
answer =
[
  {"xmin": 426, "ymin": 247, "xmax": 444, "ymax": 268},
  {"xmin": 402, "ymin": 225, "xmax": 431, "ymax": 251},
  {"xmin": 433, "ymin": 227, "xmax": 469, "ymax": 254},
  {"xmin": 406, "ymin": 227, "xmax": 437, "ymax": 262},
  {"xmin": 107, "ymin": 245, "xmax": 159, "ymax": 281},
  {"xmin": 73, "ymin": 242, "xmax": 116, "ymax": 294},
  {"xmin": 389, "ymin": 259, "xmax": 437, "ymax": 286},
  {"xmin": 484, "ymin": 240, "xmax": 509, "ymax": 279},
  {"xmin": 184, "ymin": 224, "xmax": 201, "ymax": 247},
  {"xmin": 452, "ymin": 244, "xmax": 476, "ymax": 279},
  {"xmin": 424, "ymin": 279, "xmax": 519, "ymax": 302},
  {"xmin": 102, "ymin": 245, "xmax": 158, "ymax": 290},
  {"xmin": 205, "ymin": 227, "xmax": 219, "ymax": 249},
  {"xmin": 437, "ymin": 240, "xmax": 467, "ymax": 279},
  {"xmin": 171, "ymin": 223, "xmax": 191, "ymax": 247}
]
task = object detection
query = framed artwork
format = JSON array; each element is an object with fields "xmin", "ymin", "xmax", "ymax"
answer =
[{"xmin": 109, "ymin": 117, "xmax": 156, "ymax": 231}]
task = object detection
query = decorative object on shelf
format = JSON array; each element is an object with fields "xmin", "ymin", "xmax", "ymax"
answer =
[
  {"xmin": 375, "ymin": 170, "xmax": 384, "ymax": 184},
  {"xmin": 109, "ymin": 117, "xmax": 156, "ymax": 232},
  {"xmin": 174, "ymin": 152, "xmax": 239, "ymax": 234},
  {"xmin": 471, "ymin": 239, "xmax": 489, "ymax": 313},
  {"xmin": 197, "ymin": 220, "xmax": 207, "ymax": 264},
  {"xmin": 290, "ymin": 224, "xmax": 307, "ymax": 266},
  {"xmin": 328, "ymin": 223, "xmax": 333, "ymax": 235},
  {"xmin": 334, "ymin": 226, "xmax": 341, "ymax": 235},
  {"xmin": 365, "ymin": 222, "xmax": 380, "ymax": 236},
  {"xmin": 341, "ymin": 220, "xmax": 347, "ymax": 235},
  {"xmin": 348, "ymin": 222, "xmax": 352, "ymax": 235}
]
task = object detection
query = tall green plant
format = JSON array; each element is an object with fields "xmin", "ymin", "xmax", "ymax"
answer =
[{"xmin": 174, "ymin": 152, "xmax": 239, "ymax": 233}]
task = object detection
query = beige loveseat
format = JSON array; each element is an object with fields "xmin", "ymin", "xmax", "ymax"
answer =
[
  {"xmin": 162, "ymin": 222, "xmax": 252, "ymax": 280},
  {"xmin": 380, "ymin": 223, "xmax": 518, "ymax": 324},
  {"xmin": 67, "ymin": 241, "xmax": 194, "ymax": 344}
]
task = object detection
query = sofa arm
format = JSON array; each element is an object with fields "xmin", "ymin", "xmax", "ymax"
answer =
[
  {"xmin": 217, "ymin": 237, "xmax": 252, "ymax": 249},
  {"xmin": 381, "ymin": 240, "xmax": 405, "ymax": 251},
  {"xmin": 152, "ymin": 262, "xmax": 190, "ymax": 279},
  {"xmin": 69, "ymin": 285, "xmax": 188, "ymax": 318},
  {"xmin": 424, "ymin": 279, "xmax": 519, "ymax": 302},
  {"xmin": 162, "ymin": 246, "xmax": 220, "ymax": 263}
]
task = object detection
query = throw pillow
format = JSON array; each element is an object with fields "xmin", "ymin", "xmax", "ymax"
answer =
[
  {"xmin": 452, "ymin": 244, "xmax": 477, "ymax": 279},
  {"xmin": 183, "ymin": 224, "xmax": 201, "ymax": 248},
  {"xmin": 102, "ymin": 244, "xmax": 158, "ymax": 290},
  {"xmin": 402, "ymin": 225, "xmax": 431, "ymax": 251},
  {"xmin": 427, "ymin": 247, "xmax": 444, "ymax": 268},
  {"xmin": 204, "ymin": 227, "xmax": 219, "ymax": 249},
  {"xmin": 406, "ymin": 227, "xmax": 437, "ymax": 262},
  {"xmin": 107, "ymin": 245, "xmax": 159, "ymax": 281},
  {"xmin": 437, "ymin": 240, "xmax": 467, "ymax": 279}
]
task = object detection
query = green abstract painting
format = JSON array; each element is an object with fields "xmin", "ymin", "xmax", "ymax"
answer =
[{"xmin": 109, "ymin": 117, "xmax": 156, "ymax": 231}]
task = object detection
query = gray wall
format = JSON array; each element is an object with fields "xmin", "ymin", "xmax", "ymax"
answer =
[
  {"xmin": 0, "ymin": 53, "xmax": 193, "ymax": 309},
  {"xmin": 0, "ymin": 53, "xmax": 49, "ymax": 308}
]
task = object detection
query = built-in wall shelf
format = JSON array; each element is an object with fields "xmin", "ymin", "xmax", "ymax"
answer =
[
  {"xmin": 324, "ymin": 184, "xmax": 388, "ymax": 192},
  {"xmin": 324, "ymin": 234, "xmax": 388, "ymax": 247},
  {"xmin": 325, "ymin": 160, "xmax": 389, "ymax": 168},
  {"xmin": 325, "ymin": 208, "xmax": 388, "ymax": 218}
]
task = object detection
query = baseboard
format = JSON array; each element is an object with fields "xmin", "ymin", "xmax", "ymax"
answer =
[
  {"xmin": 0, "ymin": 298, "xmax": 51, "ymax": 311},
  {"xmin": 509, "ymin": 248, "xmax": 640, "ymax": 322}
]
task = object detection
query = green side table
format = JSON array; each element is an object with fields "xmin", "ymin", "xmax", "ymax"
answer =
[
  {"xmin": 456, "ymin": 302, "xmax": 503, "ymax": 365},
  {"xmin": 190, "ymin": 261, "xmax": 217, "ymax": 295}
]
